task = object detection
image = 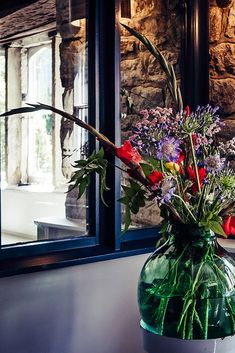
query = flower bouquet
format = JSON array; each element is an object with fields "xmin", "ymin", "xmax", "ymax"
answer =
[{"xmin": 1, "ymin": 24, "xmax": 235, "ymax": 341}]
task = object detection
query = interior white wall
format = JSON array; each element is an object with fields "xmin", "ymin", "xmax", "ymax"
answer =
[{"xmin": 0, "ymin": 253, "xmax": 149, "ymax": 353}]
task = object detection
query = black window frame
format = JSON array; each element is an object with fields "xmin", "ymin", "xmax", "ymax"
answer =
[{"xmin": 0, "ymin": 0, "xmax": 209, "ymax": 277}]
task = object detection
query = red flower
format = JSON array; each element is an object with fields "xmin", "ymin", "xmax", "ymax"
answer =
[
  {"xmin": 177, "ymin": 152, "xmax": 185, "ymax": 164},
  {"xmin": 116, "ymin": 141, "xmax": 141, "ymax": 165},
  {"xmin": 192, "ymin": 133, "xmax": 197, "ymax": 146},
  {"xmin": 185, "ymin": 105, "xmax": 190, "ymax": 118},
  {"xmin": 223, "ymin": 216, "xmax": 235, "ymax": 237},
  {"xmin": 148, "ymin": 170, "xmax": 163, "ymax": 185},
  {"xmin": 177, "ymin": 152, "xmax": 185, "ymax": 174},
  {"xmin": 188, "ymin": 166, "xmax": 206, "ymax": 194}
]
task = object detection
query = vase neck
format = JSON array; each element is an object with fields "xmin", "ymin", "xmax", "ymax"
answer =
[{"xmin": 170, "ymin": 223, "xmax": 216, "ymax": 246}]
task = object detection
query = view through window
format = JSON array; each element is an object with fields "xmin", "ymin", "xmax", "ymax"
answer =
[{"xmin": 0, "ymin": 0, "xmax": 90, "ymax": 245}]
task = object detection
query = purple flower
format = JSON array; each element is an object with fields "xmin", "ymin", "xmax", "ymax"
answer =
[
  {"xmin": 156, "ymin": 136, "xmax": 181, "ymax": 162},
  {"xmin": 157, "ymin": 178, "xmax": 176, "ymax": 205},
  {"xmin": 204, "ymin": 154, "xmax": 225, "ymax": 172}
]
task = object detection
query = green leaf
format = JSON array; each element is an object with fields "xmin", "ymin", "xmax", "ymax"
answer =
[
  {"xmin": 208, "ymin": 221, "xmax": 227, "ymax": 238},
  {"xmin": 119, "ymin": 181, "xmax": 147, "ymax": 231},
  {"xmin": 69, "ymin": 169, "xmax": 85, "ymax": 182},
  {"xmin": 85, "ymin": 163, "xmax": 99, "ymax": 169},
  {"xmin": 78, "ymin": 178, "xmax": 87, "ymax": 199},
  {"xmin": 130, "ymin": 203, "xmax": 139, "ymax": 214},
  {"xmin": 68, "ymin": 148, "xmax": 110, "ymax": 206},
  {"xmin": 140, "ymin": 163, "xmax": 153, "ymax": 177},
  {"xmin": 149, "ymin": 157, "xmax": 159, "ymax": 169},
  {"xmin": 122, "ymin": 185, "xmax": 136, "ymax": 197},
  {"xmin": 123, "ymin": 206, "xmax": 131, "ymax": 233},
  {"xmin": 137, "ymin": 194, "xmax": 146, "ymax": 207},
  {"xmin": 73, "ymin": 160, "xmax": 88, "ymax": 166},
  {"xmin": 96, "ymin": 147, "xmax": 104, "ymax": 159},
  {"xmin": 130, "ymin": 179, "xmax": 141, "ymax": 191},
  {"xmin": 99, "ymin": 161, "xmax": 110, "ymax": 207},
  {"xmin": 159, "ymin": 220, "xmax": 170, "ymax": 235},
  {"xmin": 0, "ymin": 106, "xmax": 43, "ymax": 117},
  {"xmin": 118, "ymin": 196, "xmax": 130, "ymax": 205},
  {"xmin": 121, "ymin": 23, "xmax": 183, "ymax": 111}
]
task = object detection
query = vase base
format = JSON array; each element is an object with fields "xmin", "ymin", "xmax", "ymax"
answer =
[{"xmin": 141, "ymin": 327, "xmax": 235, "ymax": 353}]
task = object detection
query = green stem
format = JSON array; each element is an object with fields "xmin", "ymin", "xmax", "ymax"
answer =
[
  {"xmin": 177, "ymin": 299, "xmax": 193, "ymax": 332},
  {"xmin": 202, "ymin": 298, "xmax": 209, "ymax": 339},
  {"xmin": 186, "ymin": 300, "xmax": 196, "ymax": 339},
  {"xmin": 157, "ymin": 243, "xmax": 190, "ymax": 293},
  {"xmin": 173, "ymin": 194, "xmax": 197, "ymax": 223},
  {"xmin": 194, "ymin": 310, "xmax": 203, "ymax": 332},
  {"xmin": 226, "ymin": 298, "xmax": 235, "ymax": 332},
  {"xmin": 196, "ymin": 184, "xmax": 207, "ymax": 219},
  {"xmin": 189, "ymin": 133, "xmax": 201, "ymax": 195},
  {"xmin": 160, "ymin": 160, "xmax": 164, "ymax": 173},
  {"xmin": 155, "ymin": 297, "xmax": 170, "ymax": 335},
  {"xmin": 181, "ymin": 308, "xmax": 188, "ymax": 339},
  {"xmin": 107, "ymin": 161, "xmax": 128, "ymax": 173}
]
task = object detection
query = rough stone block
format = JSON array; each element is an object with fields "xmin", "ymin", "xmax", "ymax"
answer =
[
  {"xmin": 225, "ymin": 4, "xmax": 235, "ymax": 38},
  {"xmin": 120, "ymin": 39, "xmax": 137, "ymax": 56},
  {"xmin": 210, "ymin": 78, "xmax": 235, "ymax": 114},
  {"xmin": 210, "ymin": 43, "xmax": 235, "ymax": 76},
  {"xmin": 209, "ymin": 7, "xmax": 223, "ymax": 43},
  {"xmin": 219, "ymin": 118, "xmax": 235, "ymax": 140}
]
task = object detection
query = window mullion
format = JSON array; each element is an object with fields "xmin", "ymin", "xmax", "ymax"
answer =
[
  {"xmin": 98, "ymin": 0, "xmax": 121, "ymax": 250},
  {"xmin": 87, "ymin": 0, "xmax": 100, "ymax": 239}
]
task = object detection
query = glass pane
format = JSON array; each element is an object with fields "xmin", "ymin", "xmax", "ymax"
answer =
[
  {"xmin": 120, "ymin": 1, "xmax": 183, "ymax": 230},
  {"xmin": 0, "ymin": 0, "xmax": 90, "ymax": 245},
  {"xmin": 0, "ymin": 50, "xmax": 6, "ymax": 186},
  {"xmin": 27, "ymin": 45, "xmax": 53, "ymax": 184},
  {"xmin": 209, "ymin": 2, "xmax": 235, "ymax": 171}
]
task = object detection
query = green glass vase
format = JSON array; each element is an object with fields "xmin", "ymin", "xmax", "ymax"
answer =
[{"xmin": 138, "ymin": 224, "xmax": 235, "ymax": 340}]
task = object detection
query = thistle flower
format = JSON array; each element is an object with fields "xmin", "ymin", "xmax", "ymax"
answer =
[
  {"xmin": 216, "ymin": 170, "xmax": 235, "ymax": 191},
  {"xmin": 182, "ymin": 104, "xmax": 222, "ymax": 135},
  {"xmin": 156, "ymin": 136, "xmax": 181, "ymax": 162}
]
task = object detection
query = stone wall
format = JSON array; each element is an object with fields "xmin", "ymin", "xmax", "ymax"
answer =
[
  {"xmin": 120, "ymin": 0, "xmax": 182, "ymax": 116},
  {"xmin": 209, "ymin": 0, "xmax": 235, "ymax": 140},
  {"xmin": 120, "ymin": 0, "xmax": 182, "ymax": 227}
]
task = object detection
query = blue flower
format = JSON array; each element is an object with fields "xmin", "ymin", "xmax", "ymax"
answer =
[
  {"xmin": 204, "ymin": 155, "xmax": 225, "ymax": 172},
  {"xmin": 157, "ymin": 178, "xmax": 176, "ymax": 205},
  {"xmin": 156, "ymin": 136, "xmax": 181, "ymax": 162}
]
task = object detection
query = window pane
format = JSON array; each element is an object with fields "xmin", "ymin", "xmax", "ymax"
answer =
[
  {"xmin": 120, "ymin": 1, "xmax": 183, "ymax": 230},
  {"xmin": 209, "ymin": 3, "xmax": 235, "ymax": 168},
  {"xmin": 0, "ymin": 0, "xmax": 91, "ymax": 245},
  {"xmin": 27, "ymin": 45, "xmax": 53, "ymax": 184},
  {"xmin": 0, "ymin": 49, "xmax": 6, "ymax": 186}
]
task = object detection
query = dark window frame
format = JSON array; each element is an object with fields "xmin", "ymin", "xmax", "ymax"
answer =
[{"xmin": 0, "ymin": 0, "xmax": 209, "ymax": 277}]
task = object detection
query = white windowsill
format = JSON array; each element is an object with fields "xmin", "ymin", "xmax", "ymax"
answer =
[
  {"xmin": 2, "ymin": 184, "xmax": 67, "ymax": 193},
  {"xmin": 218, "ymin": 238, "xmax": 235, "ymax": 253}
]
